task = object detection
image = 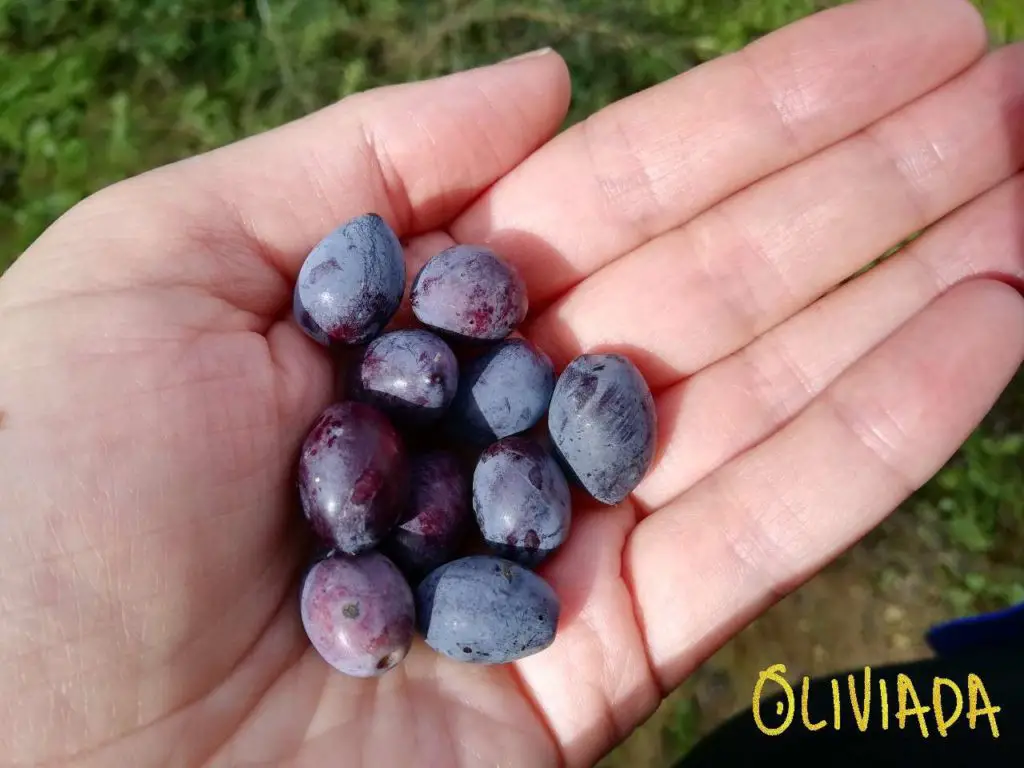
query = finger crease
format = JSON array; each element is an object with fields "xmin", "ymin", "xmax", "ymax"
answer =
[
  {"xmin": 737, "ymin": 45, "xmax": 805, "ymax": 157},
  {"xmin": 859, "ymin": 124, "xmax": 933, "ymax": 235},
  {"xmin": 712, "ymin": 470, "xmax": 802, "ymax": 606},
  {"xmin": 704, "ymin": 205, "xmax": 794, "ymax": 342},
  {"xmin": 579, "ymin": 110, "xmax": 661, "ymax": 245},
  {"xmin": 357, "ymin": 117, "xmax": 415, "ymax": 235},
  {"xmin": 744, "ymin": 329, "xmax": 819, "ymax": 428},
  {"xmin": 817, "ymin": 385, "xmax": 920, "ymax": 499}
]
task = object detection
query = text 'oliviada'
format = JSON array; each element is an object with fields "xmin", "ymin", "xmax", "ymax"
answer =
[{"xmin": 752, "ymin": 663, "xmax": 1001, "ymax": 738}]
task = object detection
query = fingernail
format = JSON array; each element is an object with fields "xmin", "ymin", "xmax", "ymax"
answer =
[{"xmin": 503, "ymin": 47, "xmax": 554, "ymax": 64}]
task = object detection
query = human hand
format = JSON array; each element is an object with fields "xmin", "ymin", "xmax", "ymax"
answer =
[{"xmin": 1, "ymin": 0, "xmax": 1022, "ymax": 765}]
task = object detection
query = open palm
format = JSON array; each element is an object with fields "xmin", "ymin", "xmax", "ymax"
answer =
[{"xmin": 2, "ymin": 1, "xmax": 1023, "ymax": 765}]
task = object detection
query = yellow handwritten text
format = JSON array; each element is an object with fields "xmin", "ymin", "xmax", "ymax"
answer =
[{"xmin": 752, "ymin": 664, "xmax": 1001, "ymax": 738}]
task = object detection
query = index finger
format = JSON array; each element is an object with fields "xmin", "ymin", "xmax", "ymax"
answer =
[{"xmin": 450, "ymin": 0, "xmax": 988, "ymax": 305}]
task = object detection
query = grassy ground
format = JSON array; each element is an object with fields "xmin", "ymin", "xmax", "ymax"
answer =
[{"xmin": 2, "ymin": 1, "xmax": 1023, "ymax": 765}]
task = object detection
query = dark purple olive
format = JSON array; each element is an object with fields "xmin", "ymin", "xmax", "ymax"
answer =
[
  {"xmin": 355, "ymin": 329, "xmax": 459, "ymax": 426},
  {"xmin": 301, "ymin": 551, "xmax": 414, "ymax": 677},
  {"xmin": 298, "ymin": 402, "xmax": 409, "ymax": 554},
  {"xmin": 410, "ymin": 245, "xmax": 527, "ymax": 341},
  {"xmin": 383, "ymin": 451, "xmax": 471, "ymax": 580},
  {"xmin": 472, "ymin": 436, "xmax": 571, "ymax": 567},
  {"xmin": 548, "ymin": 354, "xmax": 656, "ymax": 505},
  {"xmin": 294, "ymin": 213, "xmax": 406, "ymax": 346}
]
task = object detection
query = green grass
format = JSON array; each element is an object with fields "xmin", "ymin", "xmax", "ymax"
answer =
[
  {"xmin": 2, "ymin": 0, "xmax": 1021, "ymax": 269},
  {"xmin": 910, "ymin": 367, "xmax": 1024, "ymax": 613},
  {"xmin": 0, "ymin": 0, "xmax": 841, "ymax": 268},
  {"xmin": 2, "ymin": 1, "xmax": 1023, "ymax": 765}
]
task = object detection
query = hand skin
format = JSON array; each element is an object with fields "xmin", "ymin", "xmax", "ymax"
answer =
[{"xmin": 1, "ymin": 0, "xmax": 1022, "ymax": 765}]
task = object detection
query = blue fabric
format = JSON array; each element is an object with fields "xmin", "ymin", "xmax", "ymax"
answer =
[{"xmin": 926, "ymin": 601, "xmax": 1024, "ymax": 656}]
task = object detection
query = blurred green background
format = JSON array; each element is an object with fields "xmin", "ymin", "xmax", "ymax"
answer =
[{"xmin": 1, "ymin": 1, "xmax": 1022, "ymax": 765}]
